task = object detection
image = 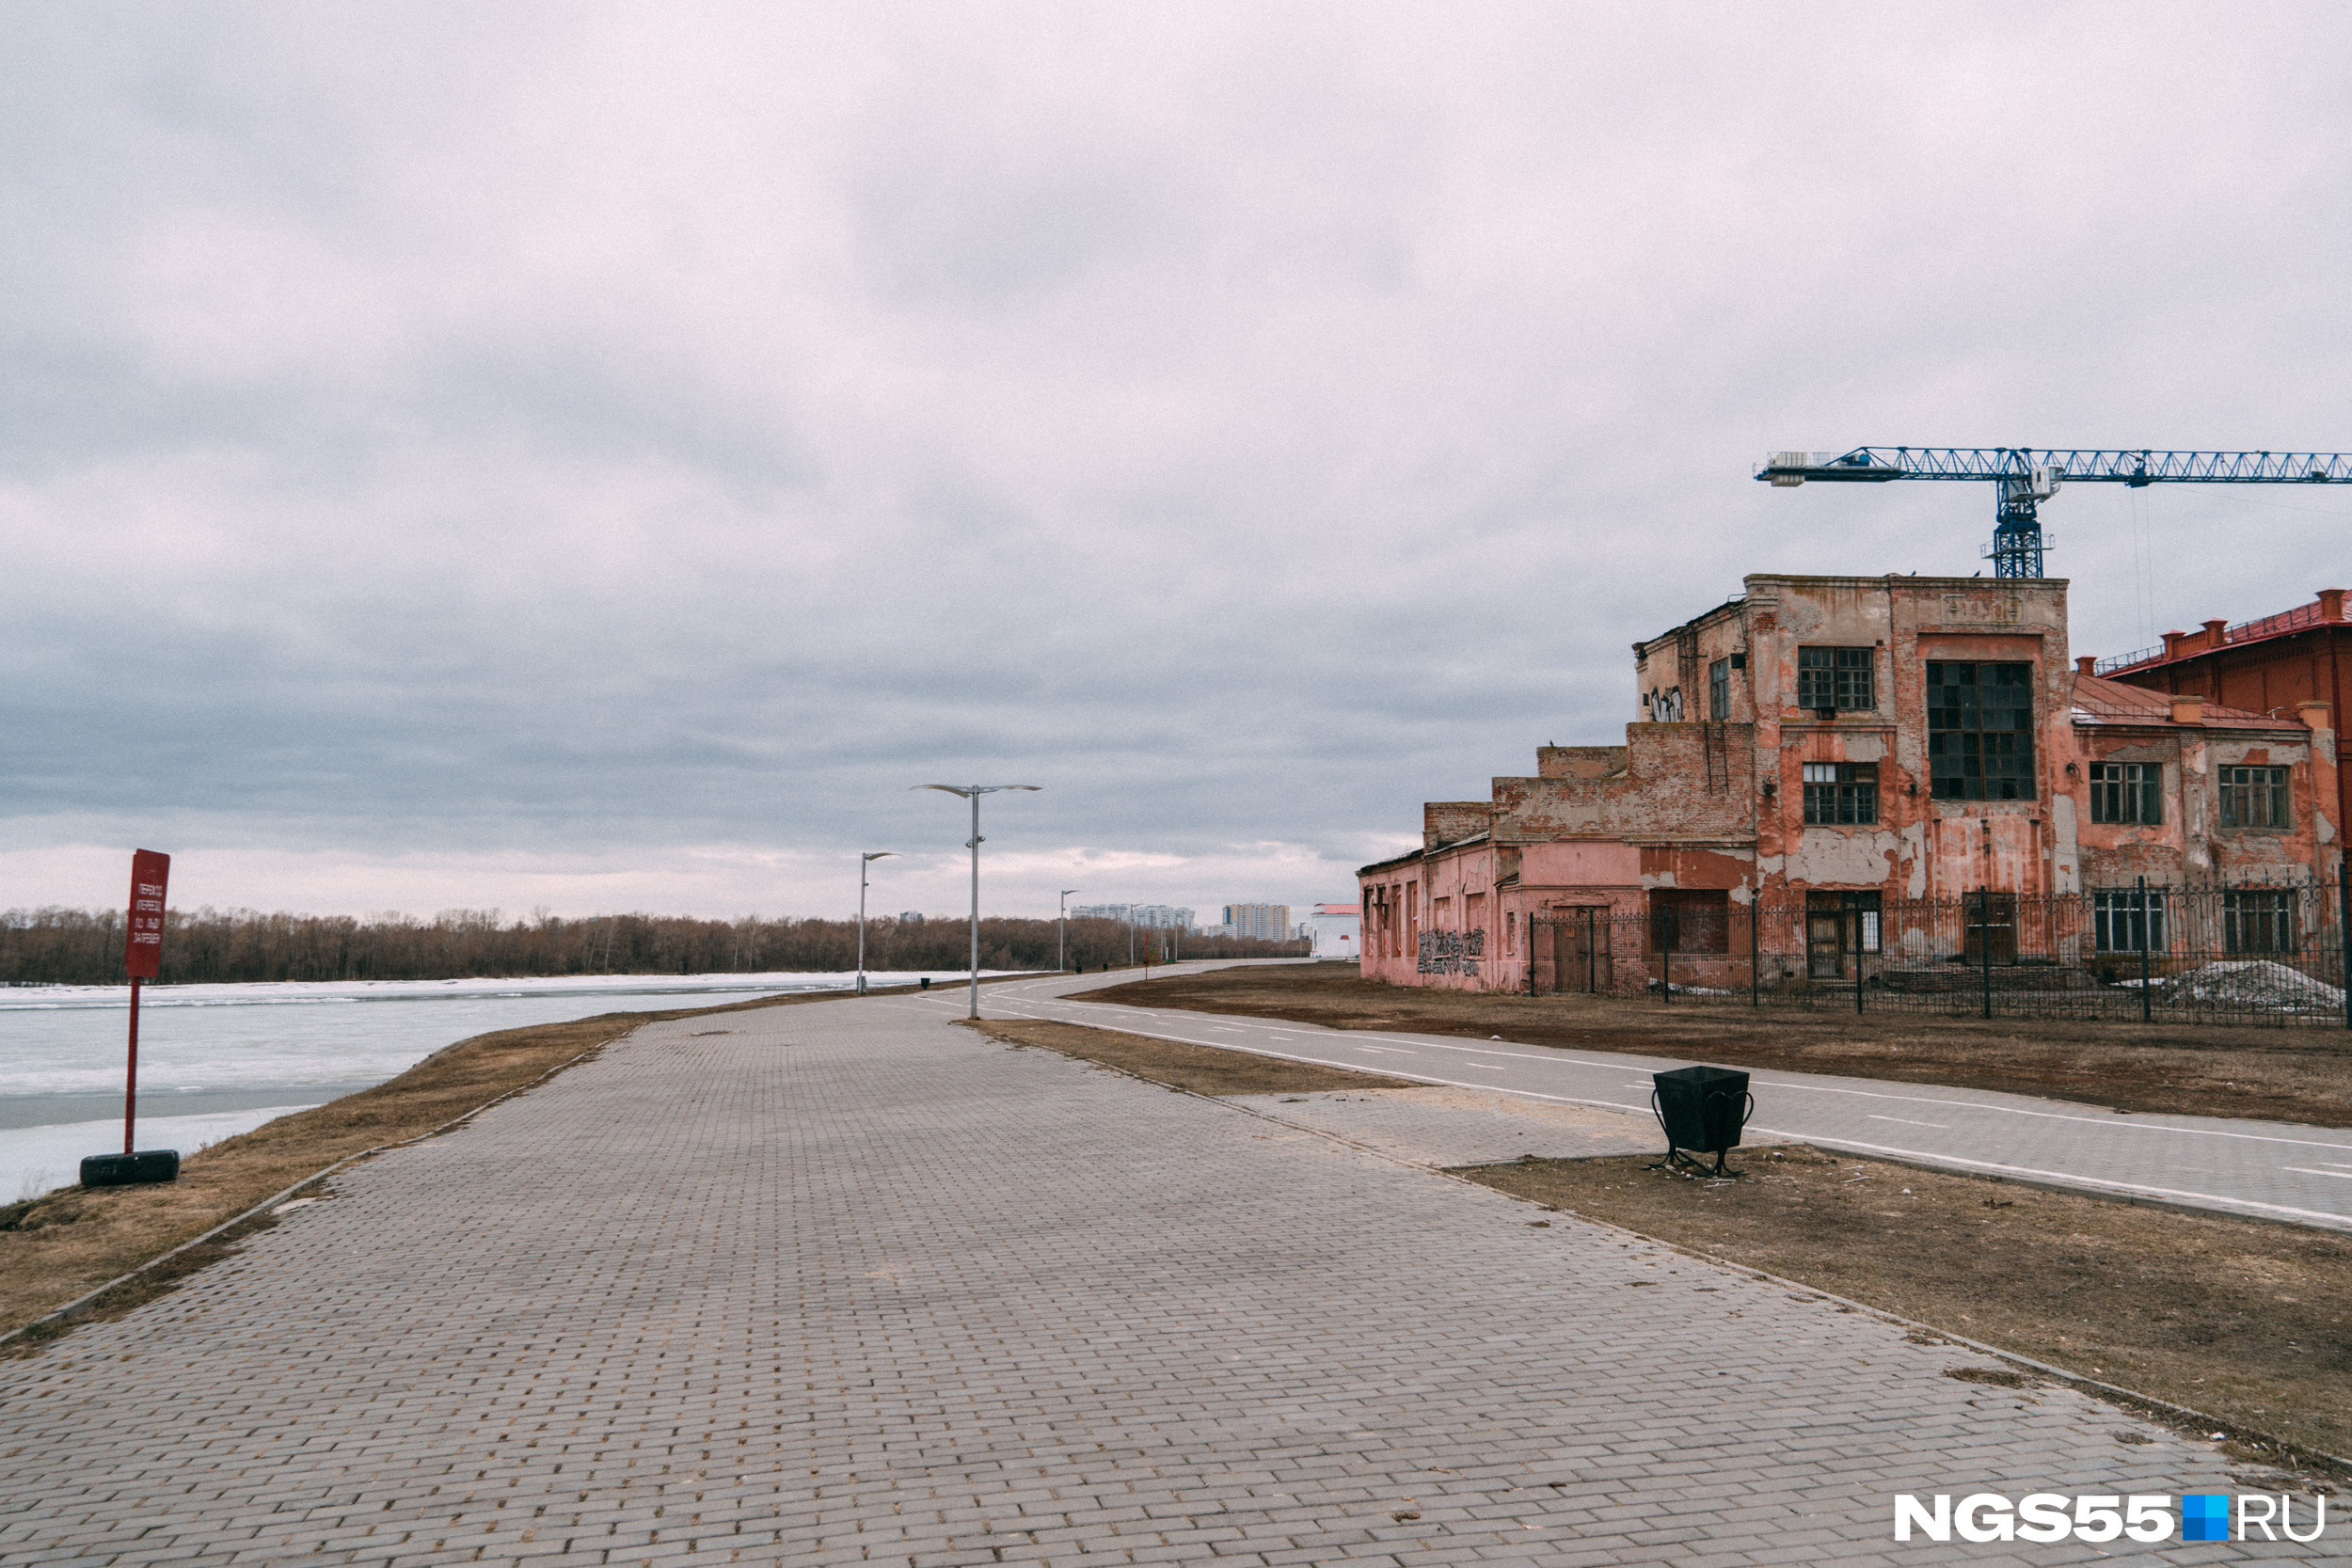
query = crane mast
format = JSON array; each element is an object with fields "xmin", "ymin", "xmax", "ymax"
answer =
[{"xmin": 1756, "ymin": 447, "xmax": 2352, "ymax": 578}]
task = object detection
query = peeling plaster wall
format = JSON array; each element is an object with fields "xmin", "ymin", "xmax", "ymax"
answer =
[{"xmin": 1364, "ymin": 574, "xmax": 2343, "ymax": 994}]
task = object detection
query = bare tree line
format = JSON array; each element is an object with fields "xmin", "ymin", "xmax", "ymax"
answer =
[{"xmin": 0, "ymin": 906, "xmax": 1303, "ymax": 987}]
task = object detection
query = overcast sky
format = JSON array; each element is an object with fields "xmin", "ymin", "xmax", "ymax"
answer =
[{"xmin": 5, "ymin": 2, "xmax": 2349, "ymax": 925}]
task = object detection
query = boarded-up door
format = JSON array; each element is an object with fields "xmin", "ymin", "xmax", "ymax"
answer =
[
  {"xmin": 1552, "ymin": 909, "xmax": 1612, "ymax": 994},
  {"xmin": 1963, "ymin": 893, "xmax": 2018, "ymax": 965},
  {"xmin": 1805, "ymin": 910, "xmax": 1847, "ymax": 980}
]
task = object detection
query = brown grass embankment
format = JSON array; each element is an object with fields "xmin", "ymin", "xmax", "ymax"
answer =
[{"xmin": 1089, "ymin": 962, "xmax": 2352, "ymax": 1127}]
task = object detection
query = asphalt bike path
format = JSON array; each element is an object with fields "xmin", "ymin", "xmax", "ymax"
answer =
[
  {"xmin": 976, "ymin": 964, "xmax": 2352, "ymax": 1232},
  {"xmin": 0, "ymin": 977, "xmax": 2290, "ymax": 1563}
]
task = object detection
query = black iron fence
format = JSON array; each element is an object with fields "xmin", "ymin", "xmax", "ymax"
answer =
[{"xmin": 1529, "ymin": 875, "xmax": 2352, "ymax": 1027}]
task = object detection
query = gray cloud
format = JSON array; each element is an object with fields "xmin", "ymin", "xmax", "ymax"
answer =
[{"xmin": 6, "ymin": 1, "xmax": 2351, "ymax": 917}]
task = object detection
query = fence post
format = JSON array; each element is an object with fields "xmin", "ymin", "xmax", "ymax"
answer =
[
  {"xmin": 1979, "ymin": 885, "xmax": 1993, "ymax": 1021},
  {"xmin": 2137, "ymin": 876, "xmax": 2152, "ymax": 1025},
  {"xmin": 1749, "ymin": 895, "xmax": 1759, "ymax": 1007},
  {"xmin": 1661, "ymin": 907, "xmax": 1673, "ymax": 1005},
  {"xmin": 2340, "ymin": 859, "xmax": 2352, "ymax": 1031},
  {"xmin": 1854, "ymin": 908, "xmax": 1865, "ymax": 1014}
]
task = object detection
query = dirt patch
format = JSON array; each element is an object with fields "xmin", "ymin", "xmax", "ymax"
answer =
[
  {"xmin": 0, "ymin": 980, "xmax": 949, "ymax": 1347},
  {"xmin": 973, "ymin": 1018, "xmax": 1413, "ymax": 1096},
  {"xmin": 1462, "ymin": 1146, "xmax": 2352, "ymax": 1467},
  {"xmin": 1089, "ymin": 963, "xmax": 2352, "ymax": 1127}
]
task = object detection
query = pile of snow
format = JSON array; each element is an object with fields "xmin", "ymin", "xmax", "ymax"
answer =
[{"xmin": 2148, "ymin": 959, "xmax": 2344, "ymax": 1014}]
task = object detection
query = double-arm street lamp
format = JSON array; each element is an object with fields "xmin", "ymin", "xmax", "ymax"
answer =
[
  {"xmin": 1058, "ymin": 888, "xmax": 1080, "ymax": 973},
  {"xmin": 856, "ymin": 851, "xmax": 894, "ymax": 994},
  {"xmin": 914, "ymin": 784, "xmax": 1041, "ymax": 1019}
]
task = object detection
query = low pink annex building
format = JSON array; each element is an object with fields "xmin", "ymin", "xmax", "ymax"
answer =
[{"xmin": 1359, "ymin": 574, "xmax": 2342, "ymax": 993}]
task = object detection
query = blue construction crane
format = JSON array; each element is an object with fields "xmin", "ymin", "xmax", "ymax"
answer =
[{"xmin": 1756, "ymin": 447, "xmax": 2352, "ymax": 578}]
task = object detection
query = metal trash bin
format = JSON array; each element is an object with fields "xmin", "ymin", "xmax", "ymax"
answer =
[
  {"xmin": 1649, "ymin": 1066, "xmax": 1754, "ymax": 1175},
  {"xmin": 80, "ymin": 1150, "xmax": 181, "ymax": 1187}
]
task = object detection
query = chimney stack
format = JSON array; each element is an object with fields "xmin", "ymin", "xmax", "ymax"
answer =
[
  {"xmin": 2075, "ymin": 656, "xmax": 2096, "ymax": 676},
  {"xmin": 2169, "ymin": 695, "xmax": 2205, "ymax": 725},
  {"xmin": 2320, "ymin": 588, "xmax": 2347, "ymax": 621},
  {"xmin": 2202, "ymin": 618, "xmax": 2229, "ymax": 649}
]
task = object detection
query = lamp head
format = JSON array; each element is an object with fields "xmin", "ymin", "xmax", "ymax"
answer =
[
  {"xmin": 863, "ymin": 851, "xmax": 895, "ymax": 862},
  {"xmin": 914, "ymin": 784, "xmax": 1041, "ymax": 796}
]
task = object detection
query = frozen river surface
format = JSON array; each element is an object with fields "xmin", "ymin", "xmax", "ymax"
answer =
[{"xmin": 0, "ymin": 971, "xmax": 982, "ymax": 1200}]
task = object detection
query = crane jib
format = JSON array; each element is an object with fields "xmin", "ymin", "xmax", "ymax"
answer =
[{"xmin": 1756, "ymin": 447, "xmax": 2352, "ymax": 578}]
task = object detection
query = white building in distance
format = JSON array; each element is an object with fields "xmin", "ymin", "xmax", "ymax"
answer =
[
  {"xmin": 1069, "ymin": 903, "xmax": 1195, "ymax": 929},
  {"xmin": 1304, "ymin": 903, "xmax": 1360, "ymax": 960}
]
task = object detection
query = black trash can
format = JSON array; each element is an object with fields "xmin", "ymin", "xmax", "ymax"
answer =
[
  {"xmin": 1650, "ymin": 1066, "xmax": 1753, "ymax": 1174},
  {"xmin": 81, "ymin": 1149, "xmax": 181, "ymax": 1187}
]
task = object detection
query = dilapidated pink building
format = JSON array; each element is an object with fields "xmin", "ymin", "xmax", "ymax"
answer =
[{"xmin": 1359, "ymin": 574, "xmax": 2341, "ymax": 993}]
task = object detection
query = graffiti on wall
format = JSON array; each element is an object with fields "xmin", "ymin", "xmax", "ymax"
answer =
[
  {"xmin": 1643, "ymin": 686, "xmax": 1684, "ymax": 721},
  {"xmin": 1417, "ymin": 928, "xmax": 1485, "ymax": 976}
]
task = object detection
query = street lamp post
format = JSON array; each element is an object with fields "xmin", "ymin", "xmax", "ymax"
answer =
[
  {"xmin": 1058, "ymin": 888, "xmax": 1080, "ymax": 973},
  {"xmin": 856, "ymin": 851, "xmax": 894, "ymax": 994},
  {"xmin": 915, "ymin": 784, "xmax": 1041, "ymax": 1019}
]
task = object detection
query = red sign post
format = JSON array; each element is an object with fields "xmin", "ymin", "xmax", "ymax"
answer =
[{"xmin": 122, "ymin": 849, "xmax": 169, "ymax": 1155}]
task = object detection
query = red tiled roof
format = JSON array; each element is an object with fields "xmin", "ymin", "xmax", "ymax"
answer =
[{"xmin": 2069, "ymin": 673, "xmax": 2305, "ymax": 731}]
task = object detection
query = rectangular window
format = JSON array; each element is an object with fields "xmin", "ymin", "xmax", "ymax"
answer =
[
  {"xmin": 2218, "ymin": 766, "xmax": 2291, "ymax": 829},
  {"xmin": 1797, "ymin": 646, "xmax": 1874, "ymax": 714},
  {"xmin": 1805, "ymin": 891, "xmax": 1881, "ymax": 971},
  {"xmin": 2223, "ymin": 890, "xmax": 2297, "ymax": 954},
  {"xmin": 1928, "ymin": 662, "xmax": 2036, "ymax": 800},
  {"xmin": 2089, "ymin": 762, "xmax": 2162, "ymax": 825},
  {"xmin": 2091, "ymin": 888, "xmax": 2168, "ymax": 953},
  {"xmin": 1708, "ymin": 657, "xmax": 1729, "ymax": 721},
  {"xmin": 1647, "ymin": 889, "xmax": 1728, "ymax": 954},
  {"xmin": 1802, "ymin": 762, "xmax": 1879, "ymax": 824}
]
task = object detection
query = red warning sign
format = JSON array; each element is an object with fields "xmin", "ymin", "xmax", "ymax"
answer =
[{"xmin": 124, "ymin": 848, "xmax": 170, "ymax": 979}]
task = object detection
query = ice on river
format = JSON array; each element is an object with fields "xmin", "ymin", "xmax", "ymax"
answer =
[{"xmin": 0, "ymin": 970, "xmax": 999, "ymax": 1201}]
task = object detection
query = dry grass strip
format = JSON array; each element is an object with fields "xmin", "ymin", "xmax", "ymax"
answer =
[
  {"xmin": 999, "ymin": 1013, "xmax": 2351, "ymax": 1478},
  {"xmin": 1465, "ymin": 1148, "xmax": 2352, "ymax": 1473},
  {"xmin": 973, "ymin": 1017, "xmax": 1412, "ymax": 1096},
  {"xmin": 0, "ymin": 980, "xmax": 970, "ymax": 1346},
  {"xmin": 1089, "ymin": 963, "xmax": 2352, "ymax": 1127}
]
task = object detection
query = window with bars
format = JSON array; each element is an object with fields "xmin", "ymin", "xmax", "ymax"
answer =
[
  {"xmin": 1708, "ymin": 657, "xmax": 1729, "ymax": 721},
  {"xmin": 2089, "ymin": 761, "xmax": 2162, "ymax": 825},
  {"xmin": 2218, "ymin": 766, "xmax": 2291, "ymax": 829},
  {"xmin": 1796, "ymin": 646, "xmax": 1873, "ymax": 714},
  {"xmin": 1928, "ymin": 662, "xmax": 2036, "ymax": 800},
  {"xmin": 1801, "ymin": 762, "xmax": 1879, "ymax": 824},
  {"xmin": 2223, "ymin": 890, "xmax": 2298, "ymax": 954},
  {"xmin": 2091, "ymin": 888, "xmax": 2168, "ymax": 953}
]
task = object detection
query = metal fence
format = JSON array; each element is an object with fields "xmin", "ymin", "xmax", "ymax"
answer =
[{"xmin": 1529, "ymin": 877, "xmax": 2352, "ymax": 1027}]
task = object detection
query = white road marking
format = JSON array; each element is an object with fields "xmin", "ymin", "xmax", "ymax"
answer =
[
  {"xmin": 1043, "ymin": 1003, "xmax": 2352, "ymax": 1155},
  {"xmin": 1866, "ymin": 1116, "xmax": 1949, "ymax": 1129},
  {"xmin": 2283, "ymin": 1167, "xmax": 2352, "ymax": 1180}
]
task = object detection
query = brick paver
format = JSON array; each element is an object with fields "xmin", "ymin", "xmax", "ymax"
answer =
[{"xmin": 0, "ymin": 988, "xmax": 2314, "ymax": 1563}]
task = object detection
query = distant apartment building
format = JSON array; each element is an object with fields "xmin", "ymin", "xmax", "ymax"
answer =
[
  {"xmin": 1223, "ymin": 904, "xmax": 1292, "ymax": 942},
  {"xmin": 1069, "ymin": 903, "xmax": 1195, "ymax": 929}
]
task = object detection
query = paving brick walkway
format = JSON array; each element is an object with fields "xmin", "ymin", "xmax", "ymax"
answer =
[{"xmin": 0, "ymin": 991, "xmax": 2306, "ymax": 1564}]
